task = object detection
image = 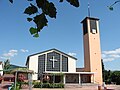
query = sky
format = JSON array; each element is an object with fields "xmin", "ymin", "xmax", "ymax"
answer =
[{"xmin": 0, "ymin": 0, "xmax": 120, "ymax": 71}]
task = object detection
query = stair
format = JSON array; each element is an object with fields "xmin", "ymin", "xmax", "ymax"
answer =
[
  {"xmin": 65, "ymin": 83, "xmax": 98, "ymax": 88},
  {"xmin": 81, "ymin": 83, "xmax": 98, "ymax": 86},
  {"xmin": 65, "ymin": 84, "xmax": 82, "ymax": 88}
]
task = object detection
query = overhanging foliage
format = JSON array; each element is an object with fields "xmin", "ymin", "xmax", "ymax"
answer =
[{"xmin": 8, "ymin": 0, "xmax": 80, "ymax": 37}]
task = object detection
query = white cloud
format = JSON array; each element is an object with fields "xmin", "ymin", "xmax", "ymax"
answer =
[
  {"xmin": 20, "ymin": 49, "xmax": 29, "ymax": 53},
  {"xmin": 109, "ymin": 54, "xmax": 120, "ymax": 58},
  {"xmin": 2, "ymin": 49, "xmax": 18, "ymax": 57},
  {"xmin": 68, "ymin": 52, "xmax": 76, "ymax": 57},
  {"xmin": 102, "ymin": 54, "xmax": 106, "ymax": 58},
  {"xmin": 0, "ymin": 56, "xmax": 9, "ymax": 60},
  {"xmin": 9, "ymin": 50, "xmax": 17, "ymax": 53},
  {"xmin": 102, "ymin": 48, "xmax": 120, "ymax": 62},
  {"xmin": 103, "ymin": 48, "xmax": 120, "ymax": 55},
  {"xmin": 0, "ymin": 49, "xmax": 29, "ymax": 61},
  {"xmin": 103, "ymin": 58, "xmax": 114, "ymax": 62}
]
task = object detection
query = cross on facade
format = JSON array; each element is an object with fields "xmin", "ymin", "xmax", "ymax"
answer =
[{"xmin": 49, "ymin": 56, "xmax": 58, "ymax": 68}]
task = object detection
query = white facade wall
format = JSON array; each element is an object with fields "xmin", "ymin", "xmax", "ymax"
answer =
[
  {"xmin": 29, "ymin": 55, "xmax": 38, "ymax": 80},
  {"xmin": 0, "ymin": 63, "xmax": 3, "ymax": 76},
  {"xmin": 68, "ymin": 57, "xmax": 76, "ymax": 72},
  {"xmin": 27, "ymin": 49, "xmax": 77, "ymax": 80}
]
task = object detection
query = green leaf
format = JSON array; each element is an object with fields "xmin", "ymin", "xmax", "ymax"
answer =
[
  {"xmin": 27, "ymin": 18, "xmax": 33, "ymax": 22},
  {"xmin": 59, "ymin": 0, "xmax": 64, "ymax": 2},
  {"xmin": 33, "ymin": 13, "xmax": 48, "ymax": 31},
  {"xmin": 9, "ymin": 0, "xmax": 13, "ymax": 3},
  {"xmin": 36, "ymin": 0, "xmax": 46, "ymax": 8},
  {"xmin": 66, "ymin": 0, "xmax": 79, "ymax": 7},
  {"xmin": 109, "ymin": 6, "xmax": 113, "ymax": 11},
  {"xmin": 42, "ymin": 1, "xmax": 57, "ymax": 18},
  {"xmin": 33, "ymin": 33, "xmax": 39, "ymax": 38},
  {"xmin": 24, "ymin": 3, "xmax": 38, "ymax": 15},
  {"xmin": 29, "ymin": 27, "xmax": 38, "ymax": 35},
  {"xmin": 36, "ymin": 0, "xmax": 57, "ymax": 18}
]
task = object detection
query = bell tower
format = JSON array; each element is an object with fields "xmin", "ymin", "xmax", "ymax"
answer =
[{"xmin": 81, "ymin": 17, "xmax": 103, "ymax": 85}]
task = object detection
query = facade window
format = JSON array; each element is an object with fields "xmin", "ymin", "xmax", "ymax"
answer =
[
  {"xmin": 37, "ymin": 51, "xmax": 69, "ymax": 80},
  {"xmin": 62, "ymin": 55, "xmax": 68, "ymax": 72},
  {"xmin": 46, "ymin": 51, "xmax": 60, "ymax": 71},
  {"xmin": 90, "ymin": 19, "xmax": 97, "ymax": 33},
  {"xmin": 38, "ymin": 54, "xmax": 45, "ymax": 80}
]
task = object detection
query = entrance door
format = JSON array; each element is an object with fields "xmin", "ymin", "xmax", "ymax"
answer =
[
  {"xmin": 55, "ymin": 76, "xmax": 61, "ymax": 83},
  {"xmin": 48, "ymin": 75, "xmax": 61, "ymax": 83},
  {"xmin": 66, "ymin": 74, "xmax": 79, "ymax": 83},
  {"xmin": 81, "ymin": 75, "xmax": 91, "ymax": 83}
]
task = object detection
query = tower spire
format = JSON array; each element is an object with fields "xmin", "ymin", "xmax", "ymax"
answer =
[{"xmin": 88, "ymin": 2, "xmax": 90, "ymax": 17}]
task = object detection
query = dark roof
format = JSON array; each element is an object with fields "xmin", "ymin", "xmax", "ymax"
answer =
[
  {"xmin": 26, "ymin": 48, "xmax": 77, "ymax": 65},
  {"xmin": 11, "ymin": 68, "xmax": 33, "ymax": 73},
  {"xmin": 76, "ymin": 68, "xmax": 85, "ymax": 72},
  {"xmin": 9, "ymin": 64, "xmax": 26, "ymax": 69},
  {"xmin": 81, "ymin": 17, "xmax": 99, "ymax": 23},
  {"xmin": 0, "ymin": 62, "xmax": 2, "ymax": 64},
  {"xmin": 3, "ymin": 74, "xmax": 14, "ymax": 78}
]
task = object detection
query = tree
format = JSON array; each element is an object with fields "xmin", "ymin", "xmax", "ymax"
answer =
[
  {"xmin": 102, "ymin": 59, "xmax": 112, "ymax": 84},
  {"xmin": 102, "ymin": 59, "xmax": 105, "ymax": 82},
  {"xmin": 3, "ymin": 59, "xmax": 10, "ymax": 74},
  {"xmin": 8, "ymin": 0, "xmax": 80, "ymax": 37},
  {"xmin": 102, "ymin": 59, "xmax": 120, "ymax": 85},
  {"xmin": 110, "ymin": 71, "xmax": 120, "ymax": 85}
]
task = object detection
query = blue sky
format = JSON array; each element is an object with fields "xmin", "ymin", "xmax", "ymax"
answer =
[{"xmin": 0, "ymin": 0, "xmax": 120, "ymax": 70}]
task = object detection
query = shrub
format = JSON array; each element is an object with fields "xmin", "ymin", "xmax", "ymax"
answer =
[
  {"xmin": 10, "ymin": 83, "xmax": 20, "ymax": 90},
  {"xmin": 42, "ymin": 83, "xmax": 50, "ymax": 88},
  {"xmin": 51, "ymin": 83, "xmax": 64, "ymax": 88},
  {"xmin": 33, "ymin": 82, "xmax": 42, "ymax": 88},
  {"xmin": 33, "ymin": 82, "xmax": 64, "ymax": 88}
]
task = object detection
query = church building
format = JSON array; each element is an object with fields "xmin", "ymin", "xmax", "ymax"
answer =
[{"xmin": 26, "ymin": 17, "xmax": 103, "ymax": 85}]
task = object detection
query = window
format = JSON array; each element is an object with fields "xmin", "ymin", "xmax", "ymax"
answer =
[
  {"xmin": 62, "ymin": 55, "xmax": 68, "ymax": 72},
  {"xmin": 90, "ymin": 19, "xmax": 97, "ymax": 34},
  {"xmin": 38, "ymin": 54, "xmax": 45, "ymax": 80},
  {"xmin": 46, "ymin": 51, "xmax": 60, "ymax": 71}
]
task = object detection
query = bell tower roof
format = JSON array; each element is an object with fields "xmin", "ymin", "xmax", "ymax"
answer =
[{"xmin": 81, "ymin": 17, "xmax": 99, "ymax": 23}]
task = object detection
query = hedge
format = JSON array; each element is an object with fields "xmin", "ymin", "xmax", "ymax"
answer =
[{"xmin": 33, "ymin": 82, "xmax": 64, "ymax": 88}]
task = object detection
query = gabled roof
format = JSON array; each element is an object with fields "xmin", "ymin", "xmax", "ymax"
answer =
[
  {"xmin": 26, "ymin": 48, "xmax": 77, "ymax": 65},
  {"xmin": 81, "ymin": 17, "xmax": 99, "ymax": 23}
]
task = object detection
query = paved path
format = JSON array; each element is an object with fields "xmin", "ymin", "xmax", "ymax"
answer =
[
  {"xmin": 1, "ymin": 82, "xmax": 120, "ymax": 90},
  {"xmin": 21, "ymin": 85, "xmax": 120, "ymax": 90}
]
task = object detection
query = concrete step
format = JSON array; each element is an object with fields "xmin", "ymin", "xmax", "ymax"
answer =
[
  {"xmin": 81, "ymin": 83, "xmax": 98, "ymax": 86},
  {"xmin": 65, "ymin": 83, "xmax": 98, "ymax": 88},
  {"xmin": 65, "ymin": 84, "xmax": 80, "ymax": 88}
]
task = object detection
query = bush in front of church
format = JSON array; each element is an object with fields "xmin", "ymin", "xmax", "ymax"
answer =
[
  {"xmin": 49, "ymin": 83, "xmax": 64, "ymax": 88},
  {"xmin": 33, "ymin": 82, "xmax": 64, "ymax": 88}
]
